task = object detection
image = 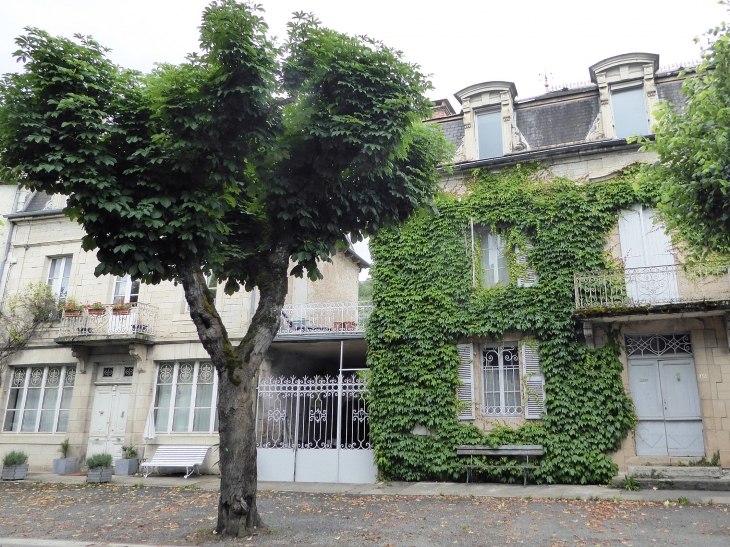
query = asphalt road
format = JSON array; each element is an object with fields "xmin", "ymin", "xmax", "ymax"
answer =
[{"xmin": 1, "ymin": 482, "xmax": 729, "ymax": 546}]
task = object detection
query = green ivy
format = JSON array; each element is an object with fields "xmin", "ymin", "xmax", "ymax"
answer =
[{"xmin": 367, "ymin": 163, "xmax": 659, "ymax": 484}]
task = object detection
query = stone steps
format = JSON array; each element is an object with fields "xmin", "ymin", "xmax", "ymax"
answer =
[{"xmin": 611, "ymin": 466, "xmax": 730, "ymax": 491}]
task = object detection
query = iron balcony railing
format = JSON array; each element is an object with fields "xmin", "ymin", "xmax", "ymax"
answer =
[
  {"xmin": 278, "ymin": 301, "xmax": 374, "ymax": 336},
  {"xmin": 574, "ymin": 264, "xmax": 730, "ymax": 310},
  {"xmin": 58, "ymin": 302, "xmax": 158, "ymax": 341}
]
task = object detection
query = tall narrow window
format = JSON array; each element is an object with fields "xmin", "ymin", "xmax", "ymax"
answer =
[
  {"xmin": 113, "ymin": 275, "xmax": 140, "ymax": 304},
  {"xmin": 611, "ymin": 86, "xmax": 649, "ymax": 138},
  {"xmin": 154, "ymin": 361, "xmax": 218, "ymax": 433},
  {"xmin": 481, "ymin": 345, "xmax": 521, "ymax": 416},
  {"xmin": 476, "ymin": 110, "xmax": 503, "ymax": 159},
  {"xmin": 479, "ymin": 227, "xmax": 508, "ymax": 287},
  {"xmin": 47, "ymin": 257, "xmax": 73, "ymax": 298},
  {"xmin": 3, "ymin": 365, "xmax": 76, "ymax": 433}
]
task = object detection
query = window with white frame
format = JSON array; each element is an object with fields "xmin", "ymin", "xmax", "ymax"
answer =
[
  {"xmin": 113, "ymin": 275, "xmax": 140, "ymax": 304},
  {"xmin": 611, "ymin": 86, "xmax": 649, "ymax": 139},
  {"xmin": 475, "ymin": 110, "xmax": 503, "ymax": 159},
  {"xmin": 478, "ymin": 227, "xmax": 508, "ymax": 287},
  {"xmin": 481, "ymin": 345, "xmax": 521, "ymax": 416},
  {"xmin": 3, "ymin": 365, "xmax": 76, "ymax": 433},
  {"xmin": 47, "ymin": 257, "xmax": 73, "ymax": 298},
  {"xmin": 154, "ymin": 361, "xmax": 218, "ymax": 433}
]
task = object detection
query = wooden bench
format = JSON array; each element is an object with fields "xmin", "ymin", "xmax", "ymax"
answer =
[
  {"xmin": 457, "ymin": 444, "xmax": 544, "ymax": 486},
  {"xmin": 140, "ymin": 446, "xmax": 210, "ymax": 479}
]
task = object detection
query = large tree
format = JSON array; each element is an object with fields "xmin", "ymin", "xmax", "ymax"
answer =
[
  {"xmin": 644, "ymin": 15, "xmax": 730, "ymax": 258},
  {"xmin": 0, "ymin": 1, "xmax": 449, "ymax": 536}
]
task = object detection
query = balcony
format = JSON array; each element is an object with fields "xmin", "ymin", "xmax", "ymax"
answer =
[
  {"xmin": 56, "ymin": 302, "xmax": 158, "ymax": 344},
  {"xmin": 574, "ymin": 264, "xmax": 730, "ymax": 319},
  {"xmin": 278, "ymin": 302, "xmax": 373, "ymax": 337}
]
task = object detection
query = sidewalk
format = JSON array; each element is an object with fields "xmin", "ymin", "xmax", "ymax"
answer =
[{"xmin": 24, "ymin": 471, "xmax": 730, "ymax": 504}]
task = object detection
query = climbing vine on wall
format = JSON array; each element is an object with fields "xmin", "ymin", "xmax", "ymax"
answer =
[{"xmin": 366, "ymin": 163, "xmax": 659, "ymax": 484}]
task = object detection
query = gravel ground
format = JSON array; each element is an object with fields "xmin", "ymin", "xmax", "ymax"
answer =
[{"xmin": 1, "ymin": 482, "xmax": 730, "ymax": 546}]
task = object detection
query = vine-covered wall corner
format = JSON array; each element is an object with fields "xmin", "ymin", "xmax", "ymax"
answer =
[{"xmin": 366, "ymin": 164, "xmax": 658, "ymax": 484}]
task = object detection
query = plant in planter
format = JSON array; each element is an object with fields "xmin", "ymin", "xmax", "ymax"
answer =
[
  {"xmin": 115, "ymin": 445, "xmax": 139, "ymax": 476},
  {"xmin": 86, "ymin": 453, "xmax": 113, "ymax": 483},
  {"xmin": 112, "ymin": 302, "xmax": 132, "ymax": 315},
  {"xmin": 52, "ymin": 438, "xmax": 77, "ymax": 474},
  {"xmin": 85, "ymin": 302, "xmax": 107, "ymax": 316},
  {"xmin": 62, "ymin": 298, "xmax": 83, "ymax": 317},
  {"xmin": 2, "ymin": 451, "xmax": 29, "ymax": 480}
]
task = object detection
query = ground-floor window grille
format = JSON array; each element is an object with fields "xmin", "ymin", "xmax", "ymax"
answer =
[
  {"xmin": 481, "ymin": 345, "xmax": 522, "ymax": 416},
  {"xmin": 3, "ymin": 365, "xmax": 76, "ymax": 433},
  {"xmin": 154, "ymin": 361, "xmax": 218, "ymax": 433}
]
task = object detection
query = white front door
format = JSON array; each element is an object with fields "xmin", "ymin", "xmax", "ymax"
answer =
[
  {"xmin": 629, "ymin": 357, "xmax": 704, "ymax": 457},
  {"xmin": 87, "ymin": 384, "xmax": 130, "ymax": 459},
  {"xmin": 618, "ymin": 204, "xmax": 678, "ymax": 304}
]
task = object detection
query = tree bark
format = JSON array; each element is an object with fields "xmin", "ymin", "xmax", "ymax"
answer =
[{"xmin": 178, "ymin": 245, "xmax": 290, "ymax": 536}]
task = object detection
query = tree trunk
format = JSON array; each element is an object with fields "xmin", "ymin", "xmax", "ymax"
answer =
[{"xmin": 178, "ymin": 245, "xmax": 290, "ymax": 536}]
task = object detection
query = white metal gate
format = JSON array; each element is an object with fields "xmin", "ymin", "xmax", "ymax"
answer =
[{"xmin": 255, "ymin": 374, "xmax": 376, "ymax": 483}]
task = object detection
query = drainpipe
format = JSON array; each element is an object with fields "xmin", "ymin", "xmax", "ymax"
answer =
[{"xmin": 0, "ymin": 185, "xmax": 22, "ymax": 306}]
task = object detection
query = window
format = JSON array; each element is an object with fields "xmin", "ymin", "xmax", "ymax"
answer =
[
  {"xmin": 113, "ymin": 275, "xmax": 140, "ymax": 304},
  {"xmin": 3, "ymin": 365, "xmax": 76, "ymax": 433},
  {"xmin": 476, "ymin": 110, "xmax": 503, "ymax": 159},
  {"xmin": 479, "ymin": 227, "xmax": 508, "ymax": 287},
  {"xmin": 154, "ymin": 361, "xmax": 218, "ymax": 433},
  {"xmin": 47, "ymin": 257, "xmax": 72, "ymax": 298},
  {"xmin": 611, "ymin": 86, "xmax": 649, "ymax": 138},
  {"xmin": 481, "ymin": 345, "xmax": 521, "ymax": 416}
]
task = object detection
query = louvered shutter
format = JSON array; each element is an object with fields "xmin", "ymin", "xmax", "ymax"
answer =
[
  {"xmin": 457, "ymin": 343, "xmax": 475, "ymax": 420},
  {"xmin": 522, "ymin": 343, "xmax": 545, "ymax": 420},
  {"xmin": 516, "ymin": 245, "xmax": 537, "ymax": 287}
]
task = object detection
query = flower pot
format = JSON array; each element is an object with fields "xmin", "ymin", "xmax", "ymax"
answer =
[
  {"xmin": 63, "ymin": 310, "xmax": 82, "ymax": 317},
  {"xmin": 52, "ymin": 457, "xmax": 77, "ymax": 474},
  {"xmin": 334, "ymin": 321, "xmax": 357, "ymax": 331},
  {"xmin": 1, "ymin": 464, "xmax": 29, "ymax": 481},
  {"xmin": 87, "ymin": 308, "xmax": 106, "ymax": 316},
  {"xmin": 113, "ymin": 308, "xmax": 131, "ymax": 315},
  {"xmin": 86, "ymin": 466, "xmax": 113, "ymax": 483},
  {"xmin": 114, "ymin": 458, "xmax": 139, "ymax": 476}
]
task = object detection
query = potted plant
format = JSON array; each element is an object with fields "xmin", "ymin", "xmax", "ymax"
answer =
[
  {"xmin": 52, "ymin": 439, "xmax": 77, "ymax": 474},
  {"xmin": 112, "ymin": 302, "xmax": 132, "ymax": 315},
  {"xmin": 115, "ymin": 445, "xmax": 139, "ymax": 476},
  {"xmin": 62, "ymin": 298, "xmax": 83, "ymax": 317},
  {"xmin": 86, "ymin": 453, "xmax": 113, "ymax": 483},
  {"xmin": 2, "ymin": 451, "xmax": 29, "ymax": 480},
  {"xmin": 85, "ymin": 302, "xmax": 106, "ymax": 316}
]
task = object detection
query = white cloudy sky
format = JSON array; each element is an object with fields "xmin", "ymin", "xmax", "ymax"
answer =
[{"xmin": 1, "ymin": 0, "xmax": 725, "ymax": 276}]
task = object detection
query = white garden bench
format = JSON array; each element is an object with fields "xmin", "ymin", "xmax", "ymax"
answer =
[{"xmin": 140, "ymin": 445, "xmax": 210, "ymax": 479}]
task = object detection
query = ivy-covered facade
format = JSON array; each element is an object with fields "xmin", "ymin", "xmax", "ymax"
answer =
[{"xmin": 367, "ymin": 53, "xmax": 730, "ymax": 484}]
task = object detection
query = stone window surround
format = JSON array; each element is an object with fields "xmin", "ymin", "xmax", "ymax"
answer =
[
  {"xmin": 589, "ymin": 52, "xmax": 660, "ymax": 140},
  {"xmin": 455, "ymin": 81, "xmax": 521, "ymax": 161}
]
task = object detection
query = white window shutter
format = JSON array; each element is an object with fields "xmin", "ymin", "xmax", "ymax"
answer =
[
  {"xmin": 522, "ymin": 343, "xmax": 546, "ymax": 419},
  {"xmin": 456, "ymin": 343, "xmax": 475, "ymax": 420},
  {"xmin": 516, "ymin": 245, "xmax": 537, "ymax": 287}
]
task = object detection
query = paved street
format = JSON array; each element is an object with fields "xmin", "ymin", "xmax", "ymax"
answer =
[{"xmin": 1, "ymin": 479, "xmax": 730, "ymax": 546}]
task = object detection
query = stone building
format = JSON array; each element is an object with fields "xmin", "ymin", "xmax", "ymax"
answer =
[
  {"xmin": 429, "ymin": 52, "xmax": 730, "ymax": 471},
  {"xmin": 0, "ymin": 188, "xmax": 373, "ymax": 482}
]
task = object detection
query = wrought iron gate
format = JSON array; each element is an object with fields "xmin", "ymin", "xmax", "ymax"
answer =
[{"xmin": 255, "ymin": 374, "xmax": 376, "ymax": 483}]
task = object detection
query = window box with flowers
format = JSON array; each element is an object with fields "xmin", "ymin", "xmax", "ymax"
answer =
[
  {"xmin": 62, "ymin": 299, "xmax": 83, "ymax": 317},
  {"xmin": 85, "ymin": 302, "xmax": 106, "ymax": 316},
  {"xmin": 112, "ymin": 302, "xmax": 132, "ymax": 316}
]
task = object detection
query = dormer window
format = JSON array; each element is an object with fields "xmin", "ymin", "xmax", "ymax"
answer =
[
  {"xmin": 611, "ymin": 85, "xmax": 649, "ymax": 138},
  {"xmin": 476, "ymin": 110, "xmax": 503, "ymax": 159}
]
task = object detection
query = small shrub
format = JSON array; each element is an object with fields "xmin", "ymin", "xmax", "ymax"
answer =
[
  {"xmin": 710, "ymin": 451, "xmax": 720, "ymax": 467},
  {"xmin": 3, "ymin": 451, "xmax": 28, "ymax": 466},
  {"xmin": 677, "ymin": 496, "xmax": 691, "ymax": 506},
  {"xmin": 86, "ymin": 453, "xmax": 113, "ymax": 468},
  {"xmin": 623, "ymin": 476, "xmax": 640, "ymax": 491},
  {"xmin": 121, "ymin": 445, "xmax": 138, "ymax": 459},
  {"xmin": 59, "ymin": 439, "xmax": 70, "ymax": 459}
]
